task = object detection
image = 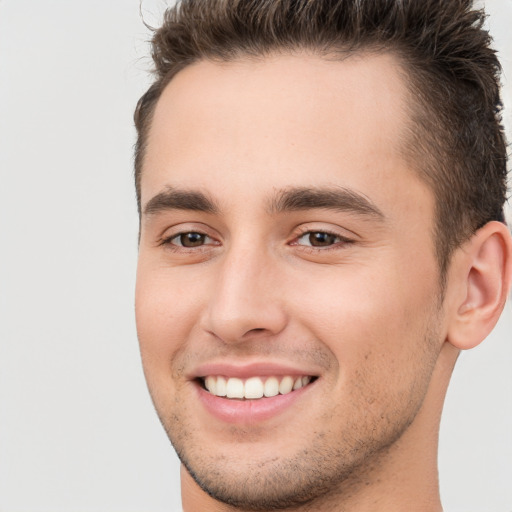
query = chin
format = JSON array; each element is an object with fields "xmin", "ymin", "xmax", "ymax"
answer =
[{"xmin": 164, "ymin": 404, "xmax": 416, "ymax": 511}]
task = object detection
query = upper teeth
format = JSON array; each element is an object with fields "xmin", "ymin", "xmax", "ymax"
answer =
[{"xmin": 203, "ymin": 375, "xmax": 312, "ymax": 399}]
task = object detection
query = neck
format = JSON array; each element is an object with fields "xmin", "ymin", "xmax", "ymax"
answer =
[{"xmin": 181, "ymin": 343, "xmax": 458, "ymax": 512}]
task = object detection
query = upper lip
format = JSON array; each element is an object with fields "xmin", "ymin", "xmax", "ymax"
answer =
[{"xmin": 190, "ymin": 361, "xmax": 319, "ymax": 380}]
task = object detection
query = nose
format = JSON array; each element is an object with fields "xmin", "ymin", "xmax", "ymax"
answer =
[{"xmin": 202, "ymin": 243, "xmax": 288, "ymax": 344}]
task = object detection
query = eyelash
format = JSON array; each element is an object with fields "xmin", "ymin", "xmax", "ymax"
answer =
[
  {"xmin": 291, "ymin": 229, "xmax": 354, "ymax": 252},
  {"xmin": 159, "ymin": 231, "xmax": 217, "ymax": 252},
  {"xmin": 159, "ymin": 229, "xmax": 354, "ymax": 253}
]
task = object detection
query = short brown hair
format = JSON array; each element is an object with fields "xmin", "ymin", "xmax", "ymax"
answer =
[{"xmin": 134, "ymin": 0, "xmax": 508, "ymax": 276}]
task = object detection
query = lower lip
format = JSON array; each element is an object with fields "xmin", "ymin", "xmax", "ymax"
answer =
[{"xmin": 196, "ymin": 381, "xmax": 314, "ymax": 425}]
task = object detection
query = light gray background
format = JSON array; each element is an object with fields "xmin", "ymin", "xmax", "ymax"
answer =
[{"xmin": 0, "ymin": 1, "xmax": 510, "ymax": 511}]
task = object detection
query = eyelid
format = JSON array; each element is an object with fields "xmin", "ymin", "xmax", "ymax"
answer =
[
  {"xmin": 169, "ymin": 232, "xmax": 214, "ymax": 246},
  {"xmin": 289, "ymin": 226, "xmax": 356, "ymax": 251},
  {"xmin": 291, "ymin": 224, "xmax": 356, "ymax": 241},
  {"xmin": 157, "ymin": 223, "xmax": 221, "ymax": 247},
  {"xmin": 160, "ymin": 231, "xmax": 217, "ymax": 245}
]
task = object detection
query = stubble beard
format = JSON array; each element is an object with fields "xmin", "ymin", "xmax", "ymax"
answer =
[
  {"xmin": 158, "ymin": 366, "xmax": 440, "ymax": 508},
  {"xmin": 173, "ymin": 425, "xmax": 407, "ymax": 511},
  {"xmin": 152, "ymin": 313, "xmax": 443, "ymax": 511},
  {"xmin": 164, "ymin": 398, "xmax": 422, "ymax": 511}
]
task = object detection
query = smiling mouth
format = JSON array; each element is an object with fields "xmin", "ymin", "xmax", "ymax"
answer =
[{"xmin": 199, "ymin": 375, "xmax": 317, "ymax": 400}]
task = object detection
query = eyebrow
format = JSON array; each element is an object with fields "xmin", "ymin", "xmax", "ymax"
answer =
[
  {"xmin": 143, "ymin": 187, "xmax": 219, "ymax": 216},
  {"xmin": 268, "ymin": 187, "xmax": 385, "ymax": 219},
  {"xmin": 142, "ymin": 185, "xmax": 384, "ymax": 220}
]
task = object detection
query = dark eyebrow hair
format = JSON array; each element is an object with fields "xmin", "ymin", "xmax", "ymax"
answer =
[
  {"xmin": 143, "ymin": 187, "xmax": 219, "ymax": 215},
  {"xmin": 268, "ymin": 187, "xmax": 385, "ymax": 219}
]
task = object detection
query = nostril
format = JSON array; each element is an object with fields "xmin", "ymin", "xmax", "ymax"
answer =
[{"xmin": 239, "ymin": 327, "xmax": 269, "ymax": 339}]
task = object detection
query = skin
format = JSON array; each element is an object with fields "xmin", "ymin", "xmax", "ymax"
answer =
[{"xmin": 135, "ymin": 53, "xmax": 512, "ymax": 511}]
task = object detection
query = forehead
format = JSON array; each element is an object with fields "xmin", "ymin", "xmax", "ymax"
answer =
[{"xmin": 142, "ymin": 52, "xmax": 430, "ymax": 219}]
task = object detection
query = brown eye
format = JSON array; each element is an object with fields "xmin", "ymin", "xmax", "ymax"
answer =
[
  {"xmin": 172, "ymin": 232, "xmax": 209, "ymax": 247},
  {"xmin": 295, "ymin": 231, "xmax": 349, "ymax": 248},
  {"xmin": 297, "ymin": 231, "xmax": 341, "ymax": 247},
  {"xmin": 308, "ymin": 232, "xmax": 338, "ymax": 246}
]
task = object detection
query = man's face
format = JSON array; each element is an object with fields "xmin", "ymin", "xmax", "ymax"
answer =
[{"xmin": 136, "ymin": 53, "xmax": 447, "ymax": 509}]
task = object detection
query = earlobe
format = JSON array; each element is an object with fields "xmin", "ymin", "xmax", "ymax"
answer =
[{"xmin": 447, "ymin": 221, "xmax": 512, "ymax": 350}]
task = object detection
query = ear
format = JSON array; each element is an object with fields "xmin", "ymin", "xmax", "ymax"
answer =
[{"xmin": 446, "ymin": 221, "xmax": 512, "ymax": 350}]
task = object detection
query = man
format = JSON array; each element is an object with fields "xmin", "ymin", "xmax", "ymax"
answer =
[{"xmin": 133, "ymin": 0, "xmax": 512, "ymax": 510}]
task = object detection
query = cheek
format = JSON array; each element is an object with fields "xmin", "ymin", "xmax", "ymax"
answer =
[
  {"xmin": 289, "ymin": 260, "xmax": 439, "ymax": 379},
  {"xmin": 135, "ymin": 264, "xmax": 206, "ymax": 370}
]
